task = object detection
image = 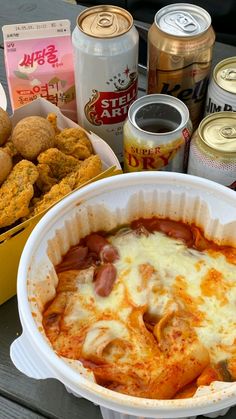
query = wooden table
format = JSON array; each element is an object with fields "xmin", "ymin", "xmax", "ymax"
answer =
[{"xmin": 0, "ymin": 1, "xmax": 236, "ymax": 418}]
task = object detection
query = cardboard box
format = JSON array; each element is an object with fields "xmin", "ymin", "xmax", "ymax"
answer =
[{"xmin": 0, "ymin": 98, "xmax": 122, "ymax": 304}]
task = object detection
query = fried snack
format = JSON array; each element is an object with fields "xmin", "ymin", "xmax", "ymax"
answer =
[
  {"xmin": 37, "ymin": 148, "xmax": 81, "ymax": 180},
  {"xmin": 12, "ymin": 116, "xmax": 55, "ymax": 160},
  {"xmin": 30, "ymin": 178, "xmax": 75, "ymax": 217},
  {"xmin": 31, "ymin": 155, "xmax": 102, "ymax": 216},
  {"xmin": 55, "ymin": 127, "xmax": 93, "ymax": 160},
  {"xmin": 47, "ymin": 112, "xmax": 61, "ymax": 134},
  {"xmin": 3, "ymin": 138, "xmax": 19, "ymax": 157},
  {"xmin": 0, "ymin": 107, "xmax": 12, "ymax": 146},
  {"xmin": 0, "ymin": 149, "xmax": 13, "ymax": 185},
  {"xmin": 70, "ymin": 154, "xmax": 102, "ymax": 189},
  {"xmin": 0, "ymin": 160, "xmax": 38, "ymax": 228},
  {"xmin": 36, "ymin": 163, "xmax": 57, "ymax": 193}
]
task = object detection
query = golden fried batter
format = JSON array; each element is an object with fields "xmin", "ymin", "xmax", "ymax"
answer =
[
  {"xmin": 0, "ymin": 107, "xmax": 12, "ymax": 146},
  {"xmin": 37, "ymin": 148, "xmax": 81, "ymax": 180},
  {"xmin": 0, "ymin": 149, "xmax": 12, "ymax": 185},
  {"xmin": 30, "ymin": 178, "xmax": 75, "ymax": 216},
  {"xmin": 47, "ymin": 113, "xmax": 61, "ymax": 134},
  {"xmin": 3, "ymin": 138, "xmax": 19, "ymax": 157},
  {"xmin": 69, "ymin": 155, "xmax": 102, "ymax": 188},
  {"xmin": 55, "ymin": 128, "xmax": 93, "ymax": 160},
  {"xmin": 36, "ymin": 163, "xmax": 57, "ymax": 193},
  {"xmin": 12, "ymin": 116, "xmax": 55, "ymax": 160},
  {"xmin": 0, "ymin": 160, "xmax": 38, "ymax": 227},
  {"xmin": 31, "ymin": 155, "xmax": 102, "ymax": 216}
]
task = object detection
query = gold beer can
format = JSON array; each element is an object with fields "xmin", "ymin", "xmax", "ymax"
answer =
[
  {"xmin": 205, "ymin": 57, "xmax": 236, "ymax": 114},
  {"xmin": 187, "ymin": 112, "xmax": 236, "ymax": 188},
  {"xmin": 123, "ymin": 94, "xmax": 192, "ymax": 173},
  {"xmin": 148, "ymin": 3, "xmax": 215, "ymax": 129}
]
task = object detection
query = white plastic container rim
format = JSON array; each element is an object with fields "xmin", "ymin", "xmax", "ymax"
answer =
[{"xmin": 11, "ymin": 172, "xmax": 236, "ymax": 419}]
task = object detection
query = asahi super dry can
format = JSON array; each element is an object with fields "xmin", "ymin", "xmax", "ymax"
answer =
[
  {"xmin": 187, "ymin": 112, "xmax": 236, "ymax": 188},
  {"xmin": 123, "ymin": 94, "xmax": 192, "ymax": 173},
  {"xmin": 72, "ymin": 5, "xmax": 139, "ymax": 162},
  {"xmin": 148, "ymin": 3, "xmax": 215, "ymax": 129},
  {"xmin": 205, "ymin": 57, "xmax": 236, "ymax": 114}
]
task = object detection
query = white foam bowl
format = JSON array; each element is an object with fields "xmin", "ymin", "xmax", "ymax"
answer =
[{"xmin": 11, "ymin": 172, "xmax": 236, "ymax": 419}]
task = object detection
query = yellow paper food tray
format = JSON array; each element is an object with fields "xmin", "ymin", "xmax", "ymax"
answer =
[{"xmin": 0, "ymin": 98, "xmax": 122, "ymax": 304}]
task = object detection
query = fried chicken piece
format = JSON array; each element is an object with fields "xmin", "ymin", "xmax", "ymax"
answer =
[
  {"xmin": 37, "ymin": 148, "xmax": 81, "ymax": 180},
  {"xmin": 36, "ymin": 163, "xmax": 58, "ymax": 193},
  {"xmin": 0, "ymin": 160, "xmax": 38, "ymax": 228},
  {"xmin": 55, "ymin": 128, "xmax": 93, "ymax": 160},
  {"xmin": 69, "ymin": 154, "xmax": 102, "ymax": 188},
  {"xmin": 31, "ymin": 155, "xmax": 102, "ymax": 216},
  {"xmin": 47, "ymin": 113, "xmax": 61, "ymax": 134},
  {"xmin": 30, "ymin": 177, "xmax": 75, "ymax": 216}
]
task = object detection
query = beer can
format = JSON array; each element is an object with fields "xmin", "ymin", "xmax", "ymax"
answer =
[
  {"xmin": 72, "ymin": 5, "xmax": 139, "ymax": 162},
  {"xmin": 205, "ymin": 57, "xmax": 236, "ymax": 115},
  {"xmin": 123, "ymin": 94, "xmax": 192, "ymax": 173},
  {"xmin": 147, "ymin": 3, "xmax": 215, "ymax": 130},
  {"xmin": 187, "ymin": 112, "xmax": 236, "ymax": 188}
]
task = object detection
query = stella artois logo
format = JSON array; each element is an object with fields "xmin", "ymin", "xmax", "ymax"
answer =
[{"xmin": 84, "ymin": 66, "xmax": 138, "ymax": 126}]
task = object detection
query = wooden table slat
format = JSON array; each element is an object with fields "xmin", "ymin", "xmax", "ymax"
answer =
[{"xmin": 0, "ymin": 394, "xmax": 47, "ymax": 419}]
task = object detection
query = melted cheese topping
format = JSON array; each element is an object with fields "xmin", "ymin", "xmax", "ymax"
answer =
[
  {"xmin": 110, "ymin": 231, "xmax": 236, "ymax": 363},
  {"xmin": 43, "ymin": 228, "xmax": 236, "ymax": 398}
]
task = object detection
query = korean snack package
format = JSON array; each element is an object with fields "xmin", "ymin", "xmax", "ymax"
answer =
[{"xmin": 2, "ymin": 20, "xmax": 76, "ymax": 121}]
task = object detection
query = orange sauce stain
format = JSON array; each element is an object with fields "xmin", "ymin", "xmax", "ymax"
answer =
[{"xmin": 200, "ymin": 268, "xmax": 229, "ymax": 306}]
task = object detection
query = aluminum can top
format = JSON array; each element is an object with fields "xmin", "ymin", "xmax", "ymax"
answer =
[
  {"xmin": 213, "ymin": 57, "xmax": 236, "ymax": 95},
  {"xmin": 155, "ymin": 3, "xmax": 211, "ymax": 37},
  {"xmin": 77, "ymin": 5, "xmax": 133, "ymax": 38},
  {"xmin": 199, "ymin": 112, "xmax": 236, "ymax": 153},
  {"xmin": 128, "ymin": 94, "xmax": 190, "ymax": 137}
]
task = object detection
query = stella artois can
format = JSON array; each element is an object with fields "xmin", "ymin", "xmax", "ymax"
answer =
[
  {"xmin": 187, "ymin": 112, "xmax": 236, "ymax": 189},
  {"xmin": 72, "ymin": 5, "xmax": 139, "ymax": 161},
  {"xmin": 205, "ymin": 57, "xmax": 236, "ymax": 115},
  {"xmin": 147, "ymin": 3, "xmax": 215, "ymax": 130},
  {"xmin": 123, "ymin": 94, "xmax": 192, "ymax": 173}
]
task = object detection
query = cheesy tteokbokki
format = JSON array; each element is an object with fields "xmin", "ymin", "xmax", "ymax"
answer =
[{"xmin": 42, "ymin": 217, "xmax": 236, "ymax": 399}]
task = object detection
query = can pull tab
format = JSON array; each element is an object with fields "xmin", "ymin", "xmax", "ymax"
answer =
[
  {"xmin": 97, "ymin": 12, "xmax": 114, "ymax": 28},
  {"xmin": 220, "ymin": 126, "xmax": 236, "ymax": 139},
  {"xmin": 91, "ymin": 12, "xmax": 118, "ymax": 35},
  {"xmin": 165, "ymin": 12, "xmax": 199, "ymax": 33},
  {"xmin": 220, "ymin": 68, "xmax": 236, "ymax": 81}
]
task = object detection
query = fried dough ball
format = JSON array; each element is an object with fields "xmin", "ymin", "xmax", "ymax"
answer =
[
  {"xmin": 0, "ymin": 107, "xmax": 12, "ymax": 146},
  {"xmin": 0, "ymin": 149, "xmax": 13, "ymax": 185},
  {"xmin": 12, "ymin": 116, "xmax": 55, "ymax": 160}
]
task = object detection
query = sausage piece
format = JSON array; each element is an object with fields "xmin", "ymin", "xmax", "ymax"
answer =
[
  {"xmin": 131, "ymin": 218, "xmax": 193, "ymax": 247},
  {"xmin": 56, "ymin": 245, "xmax": 90, "ymax": 273},
  {"xmin": 94, "ymin": 263, "xmax": 117, "ymax": 297},
  {"xmin": 86, "ymin": 233, "xmax": 119, "ymax": 263}
]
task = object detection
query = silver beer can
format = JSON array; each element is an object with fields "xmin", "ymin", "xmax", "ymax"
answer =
[
  {"xmin": 123, "ymin": 94, "xmax": 192, "ymax": 173},
  {"xmin": 187, "ymin": 112, "xmax": 236, "ymax": 188},
  {"xmin": 205, "ymin": 57, "xmax": 236, "ymax": 115},
  {"xmin": 72, "ymin": 5, "xmax": 139, "ymax": 162}
]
